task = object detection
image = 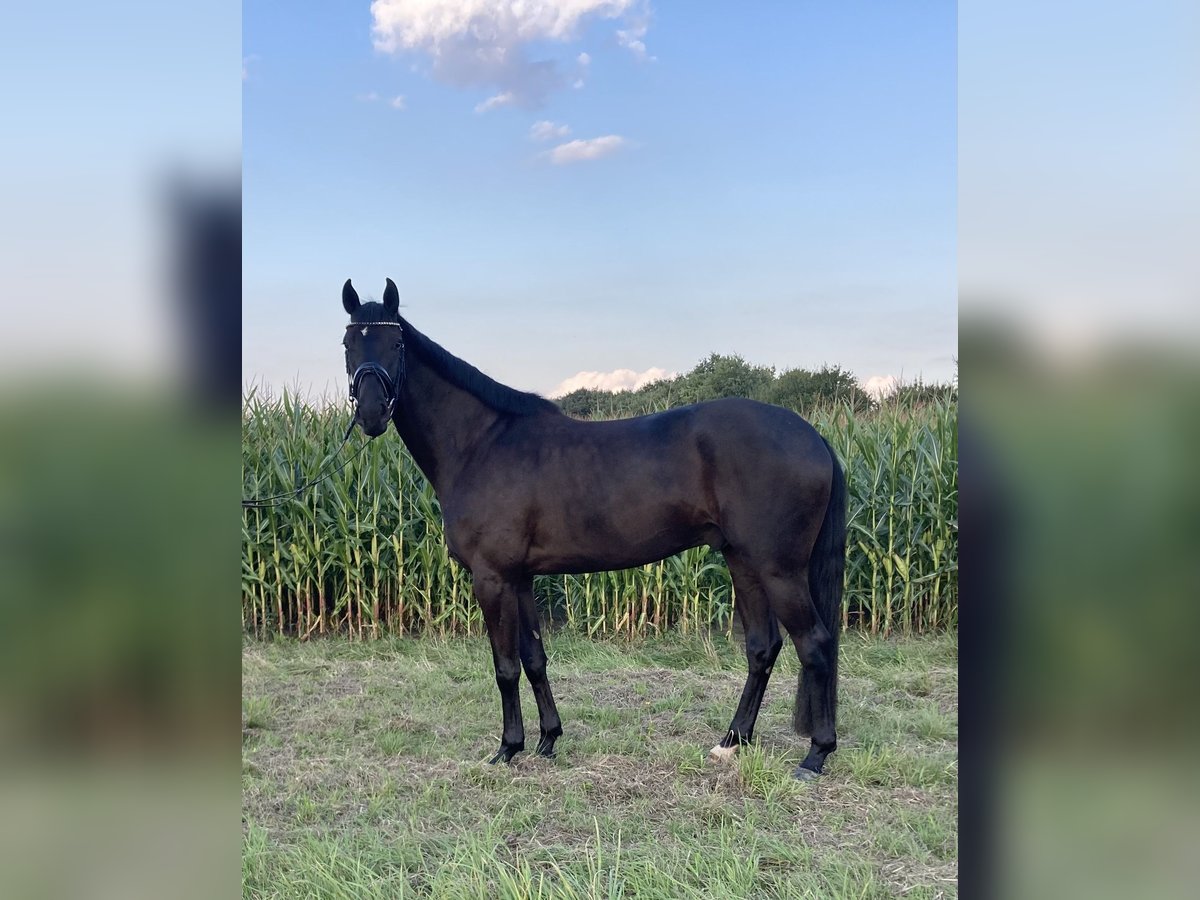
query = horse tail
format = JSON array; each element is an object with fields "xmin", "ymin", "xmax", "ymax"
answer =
[{"xmin": 795, "ymin": 436, "xmax": 846, "ymax": 736}]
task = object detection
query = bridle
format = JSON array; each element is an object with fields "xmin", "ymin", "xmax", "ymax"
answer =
[
  {"xmin": 347, "ymin": 321, "xmax": 406, "ymax": 419},
  {"xmin": 240, "ymin": 321, "xmax": 407, "ymax": 509}
]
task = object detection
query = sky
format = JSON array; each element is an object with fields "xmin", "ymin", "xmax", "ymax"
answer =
[
  {"xmin": 242, "ymin": 1, "xmax": 956, "ymax": 400},
  {"xmin": 959, "ymin": 1, "xmax": 1199, "ymax": 352}
]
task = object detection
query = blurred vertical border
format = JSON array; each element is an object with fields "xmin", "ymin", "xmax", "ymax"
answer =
[
  {"xmin": 0, "ymin": 2, "xmax": 241, "ymax": 897},
  {"xmin": 961, "ymin": 1, "xmax": 1200, "ymax": 897}
]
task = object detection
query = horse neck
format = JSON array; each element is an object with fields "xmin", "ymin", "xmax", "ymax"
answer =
[{"xmin": 391, "ymin": 352, "xmax": 501, "ymax": 494}]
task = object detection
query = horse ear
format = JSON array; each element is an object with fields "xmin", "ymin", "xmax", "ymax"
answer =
[
  {"xmin": 383, "ymin": 278, "xmax": 400, "ymax": 315},
  {"xmin": 342, "ymin": 279, "xmax": 360, "ymax": 314}
]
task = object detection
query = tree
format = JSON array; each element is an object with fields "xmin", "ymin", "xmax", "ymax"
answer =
[
  {"xmin": 769, "ymin": 365, "xmax": 872, "ymax": 414},
  {"xmin": 675, "ymin": 354, "xmax": 775, "ymax": 405},
  {"xmin": 556, "ymin": 388, "xmax": 608, "ymax": 418}
]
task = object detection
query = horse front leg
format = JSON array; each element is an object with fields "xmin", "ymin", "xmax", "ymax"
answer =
[
  {"xmin": 474, "ymin": 570, "xmax": 525, "ymax": 763},
  {"xmin": 516, "ymin": 579, "xmax": 562, "ymax": 757}
]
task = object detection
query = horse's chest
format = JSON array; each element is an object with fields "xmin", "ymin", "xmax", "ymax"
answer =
[{"xmin": 442, "ymin": 500, "xmax": 536, "ymax": 573}]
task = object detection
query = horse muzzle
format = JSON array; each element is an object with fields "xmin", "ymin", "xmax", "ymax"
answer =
[{"xmin": 349, "ymin": 362, "xmax": 397, "ymax": 435}]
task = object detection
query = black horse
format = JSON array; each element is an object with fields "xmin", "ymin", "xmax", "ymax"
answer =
[{"xmin": 341, "ymin": 279, "xmax": 847, "ymax": 779}]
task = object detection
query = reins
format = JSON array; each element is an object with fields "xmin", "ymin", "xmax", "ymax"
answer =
[
  {"xmin": 241, "ymin": 319, "xmax": 406, "ymax": 510},
  {"xmin": 241, "ymin": 414, "xmax": 370, "ymax": 509}
]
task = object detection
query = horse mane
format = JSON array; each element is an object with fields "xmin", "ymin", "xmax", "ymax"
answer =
[
  {"xmin": 409, "ymin": 326, "xmax": 561, "ymax": 417},
  {"xmin": 349, "ymin": 302, "xmax": 560, "ymax": 416}
]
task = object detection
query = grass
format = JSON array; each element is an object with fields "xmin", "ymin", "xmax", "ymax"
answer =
[{"xmin": 243, "ymin": 629, "xmax": 957, "ymax": 898}]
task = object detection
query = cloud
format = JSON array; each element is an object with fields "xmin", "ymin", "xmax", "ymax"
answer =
[
  {"xmin": 549, "ymin": 367, "xmax": 675, "ymax": 397},
  {"xmin": 371, "ymin": 0, "xmax": 636, "ymax": 51},
  {"xmin": 530, "ymin": 120, "xmax": 571, "ymax": 141},
  {"xmin": 370, "ymin": 0, "xmax": 649, "ymax": 107},
  {"xmin": 475, "ymin": 91, "xmax": 515, "ymax": 113},
  {"xmin": 615, "ymin": 17, "xmax": 654, "ymax": 60},
  {"xmin": 242, "ymin": 55, "xmax": 258, "ymax": 82},
  {"xmin": 544, "ymin": 135, "xmax": 626, "ymax": 164},
  {"xmin": 861, "ymin": 375, "xmax": 900, "ymax": 400},
  {"xmin": 356, "ymin": 91, "xmax": 405, "ymax": 108},
  {"xmin": 571, "ymin": 51, "xmax": 591, "ymax": 90}
]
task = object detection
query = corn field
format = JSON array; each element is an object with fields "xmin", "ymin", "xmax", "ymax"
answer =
[{"xmin": 242, "ymin": 393, "xmax": 957, "ymax": 639}]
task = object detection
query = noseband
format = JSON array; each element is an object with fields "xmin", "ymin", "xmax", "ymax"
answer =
[{"xmin": 348, "ymin": 323, "xmax": 406, "ymax": 420}]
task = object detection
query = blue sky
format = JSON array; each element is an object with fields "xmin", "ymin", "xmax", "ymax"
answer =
[{"xmin": 243, "ymin": 1, "xmax": 956, "ymax": 399}]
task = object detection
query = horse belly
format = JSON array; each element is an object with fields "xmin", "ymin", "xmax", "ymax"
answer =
[{"xmin": 526, "ymin": 495, "xmax": 720, "ymax": 575}]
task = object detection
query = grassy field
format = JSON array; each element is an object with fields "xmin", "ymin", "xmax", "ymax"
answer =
[{"xmin": 242, "ymin": 630, "xmax": 957, "ymax": 898}]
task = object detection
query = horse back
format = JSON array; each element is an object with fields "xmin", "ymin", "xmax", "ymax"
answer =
[{"xmin": 444, "ymin": 398, "xmax": 832, "ymax": 575}]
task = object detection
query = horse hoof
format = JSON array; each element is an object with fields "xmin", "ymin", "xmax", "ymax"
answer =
[
  {"xmin": 708, "ymin": 744, "xmax": 738, "ymax": 763},
  {"xmin": 793, "ymin": 766, "xmax": 820, "ymax": 781},
  {"xmin": 488, "ymin": 744, "xmax": 523, "ymax": 764}
]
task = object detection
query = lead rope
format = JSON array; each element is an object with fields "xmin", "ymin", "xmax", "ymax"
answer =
[
  {"xmin": 243, "ymin": 322, "xmax": 404, "ymax": 509},
  {"xmin": 241, "ymin": 414, "xmax": 368, "ymax": 509}
]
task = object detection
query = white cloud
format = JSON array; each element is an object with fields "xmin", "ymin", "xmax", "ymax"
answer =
[
  {"xmin": 390, "ymin": 94, "xmax": 407, "ymax": 109},
  {"xmin": 544, "ymin": 134, "xmax": 626, "ymax": 164},
  {"xmin": 370, "ymin": 0, "xmax": 649, "ymax": 107},
  {"xmin": 242, "ymin": 55, "xmax": 258, "ymax": 82},
  {"xmin": 861, "ymin": 375, "xmax": 900, "ymax": 400},
  {"xmin": 475, "ymin": 91, "xmax": 515, "ymax": 113},
  {"xmin": 615, "ymin": 18, "xmax": 654, "ymax": 60},
  {"xmin": 571, "ymin": 51, "xmax": 591, "ymax": 90},
  {"xmin": 549, "ymin": 367, "xmax": 674, "ymax": 397},
  {"xmin": 371, "ymin": 0, "xmax": 635, "ymax": 50},
  {"xmin": 357, "ymin": 91, "xmax": 380, "ymax": 102},
  {"xmin": 530, "ymin": 120, "xmax": 571, "ymax": 141}
]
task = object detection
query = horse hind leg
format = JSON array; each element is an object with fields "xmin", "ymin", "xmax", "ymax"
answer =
[
  {"xmin": 709, "ymin": 552, "xmax": 783, "ymax": 763},
  {"xmin": 768, "ymin": 573, "xmax": 839, "ymax": 779}
]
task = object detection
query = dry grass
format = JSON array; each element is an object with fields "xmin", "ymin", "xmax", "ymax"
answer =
[{"xmin": 243, "ymin": 630, "xmax": 957, "ymax": 898}]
